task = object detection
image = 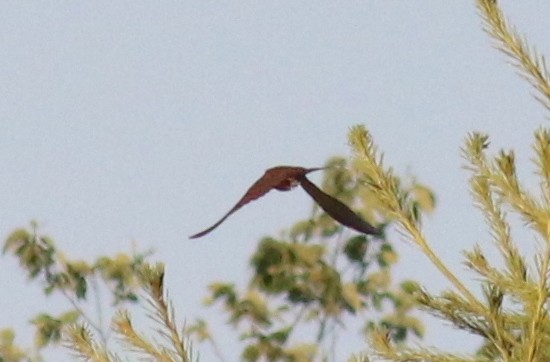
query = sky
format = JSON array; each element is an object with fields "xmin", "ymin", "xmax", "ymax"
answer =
[{"xmin": 1, "ymin": 1, "xmax": 549, "ymax": 361}]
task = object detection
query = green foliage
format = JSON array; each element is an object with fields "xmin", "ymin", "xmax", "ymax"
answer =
[
  {"xmin": 1, "ymin": 223, "xmax": 196, "ymax": 362},
  {"xmin": 191, "ymin": 156, "xmax": 432, "ymax": 361},
  {"xmin": 32, "ymin": 311, "xmax": 79, "ymax": 348},
  {"xmin": 3, "ymin": 222, "xmax": 150, "ymax": 307},
  {"xmin": 1, "ymin": 222, "xmax": 152, "ymax": 361}
]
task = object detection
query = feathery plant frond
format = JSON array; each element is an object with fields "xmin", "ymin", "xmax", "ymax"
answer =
[
  {"xmin": 348, "ymin": 126, "xmax": 404, "ymax": 223},
  {"xmin": 64, "ymin": 323, "xmax": 119, "ymax": 362},
  {"xmin": 348, "ymin": 125, "xmax": 484, "ymax": 314},
  {"xmin": 463, "ymin": 132, "xmax": 550, "ymax": 239},
  {"xmin": 112, "ymin": 310, "xmax": 173, "ymax": 361},
  {"xmin": 462, "ymin": 126, "xmax": 550, "ymax": 356},
  {"xmin": 350, "ymin": 125, "xmax": 550, "ymax": 360},
  {"xmin": 493, "ymin": 151, "xmax": 548, "ymax": 236},
  {"xmin": 109, "ymin": 263, "xmax": 195, "ymax": 362},
  {"xmin": 139, "ymin": 263, "xmax": 193, "ymax": 362},
  {"xmin": 366, "ymin": 328, "xmax": 490, "ymax": 362},
  {"xmin": 477, "ymin": 0, "xmax": 550, "ymax": 111},
  {"xmin": 414, "ymin": 288, "xmax": 490, "ymax": 338},
  {"xmin": 460, "ymin": 130, "xmax": 550, "ymax": 360},
  {"xmin": 533, "ymin": 128, "xmax": 550, "ymax": 207},
  {"xmin": 64, "ymin": 263, "xmax": 196, "ymax": 362},
  {"xmin": 348, "ymin": 125, "xmax": 526, "ymax": 359},
  {"xmin": 462, "ymin": 133, "xmax": 528, "ymax": 284},
  {"xmin": 523, "ymin": 247, "xmax": 550, "ymax": 361}
]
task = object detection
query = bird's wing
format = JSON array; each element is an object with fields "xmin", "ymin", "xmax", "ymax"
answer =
[
  {"xmin": 298, "ymin": 176, "xmax": 381, "ymax": 236},
  {"xmin": 189, "ymin": 169, "xmax": 292, "ymax": 239}
]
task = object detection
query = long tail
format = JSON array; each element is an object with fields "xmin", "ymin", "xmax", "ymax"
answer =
[{"xmin": 298, "ymin": 175, "xmax": 382, "ymax": 236}]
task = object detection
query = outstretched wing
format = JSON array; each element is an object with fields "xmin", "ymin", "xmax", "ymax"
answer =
[
  {"xmin": 298, "ymin": 176, "xmax": 382, "ymax": 236},
  {"xmin": 189, "ymin": 168, "xmax": 300, "ymax": 239}
]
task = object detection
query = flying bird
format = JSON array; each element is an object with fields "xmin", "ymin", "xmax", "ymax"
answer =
[{"xmin": 189, "ymin": 165, "xmax": 381, "ymax": 238}]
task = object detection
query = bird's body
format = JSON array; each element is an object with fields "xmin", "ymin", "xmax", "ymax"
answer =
[
  {"xmin": 189, "ymin": 166, "xmax": 323, "ymax": 239},
  {"xmin": 189, "ymin": 165, "xmax": 381, "ymax": 238}
]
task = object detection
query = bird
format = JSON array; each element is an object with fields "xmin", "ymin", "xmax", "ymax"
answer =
[{"xmin": 189, "ymin": 165, "xmax": 381, "ymax": 238}]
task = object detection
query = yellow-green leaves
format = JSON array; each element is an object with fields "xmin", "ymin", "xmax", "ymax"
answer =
[
  {"xmin": 463, "ymin": 129, "xmax": 550, "ymax": 358},
  {"xmin": 477, "ymin": 0, "xmax": 550, "ymax": 112},
  {"xmin": 409, "ymin": 184, "xmax": 436, "ymax": 215},
  {"xmin": 342, "ymin": 283, "xmax": 362, "ymax": 312},
  {"xmin": 32, "ymin": 311, "xmax": 79, "ymax": 348},
  {"xmin": 3, "ymin": 226, "xmax": 55, "ymax": 278},
  {"xmin": 348, "ymin": 125, "xmax": 435, "ymax": 230},
  {"xmin": 63, "ymin": 324, "xmax": 114, "ymax": 362},
  {"xmin": 0, "ymin": 329, "xmax": 26, "ymax": 362},
  {"xmin": 2, "ymin": 223, "xmax": 155, "ymax": 360}
]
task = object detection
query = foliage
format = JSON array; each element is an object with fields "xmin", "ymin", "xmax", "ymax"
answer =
[
  {"xmin": 1, "ymin": 222, "xmax": 153, "ymax": 361},
  {"xmin": 189, "ymin": 156, "xmax": 434, "ymax": 361},
  {"xmin": 0, "ymin": 329, "xmax": 28, "ymax": 362},
  {"xmin": 354, "ymin": 128, "xmax": 550, "ymax": 361},
  {"xmin": 477, "ymin": 0, "xmax": 550, "ymax": 112},
  {"xmin": 351, "ymin": 1, "xmax": 550, "ymax": 360},
  {"xmin": 1, "ymin": 225, "xmax": 196, "ymax": 362}
]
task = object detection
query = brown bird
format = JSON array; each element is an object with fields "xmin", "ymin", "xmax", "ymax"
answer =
[{"xmin": 189, "ymin": 165, "xmax": 381, "ymax": 238}]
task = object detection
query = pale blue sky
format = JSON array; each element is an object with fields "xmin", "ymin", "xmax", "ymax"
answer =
[{"xmin": 1, "ymin": 1, "xmax": 549, "ymax": 361}]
